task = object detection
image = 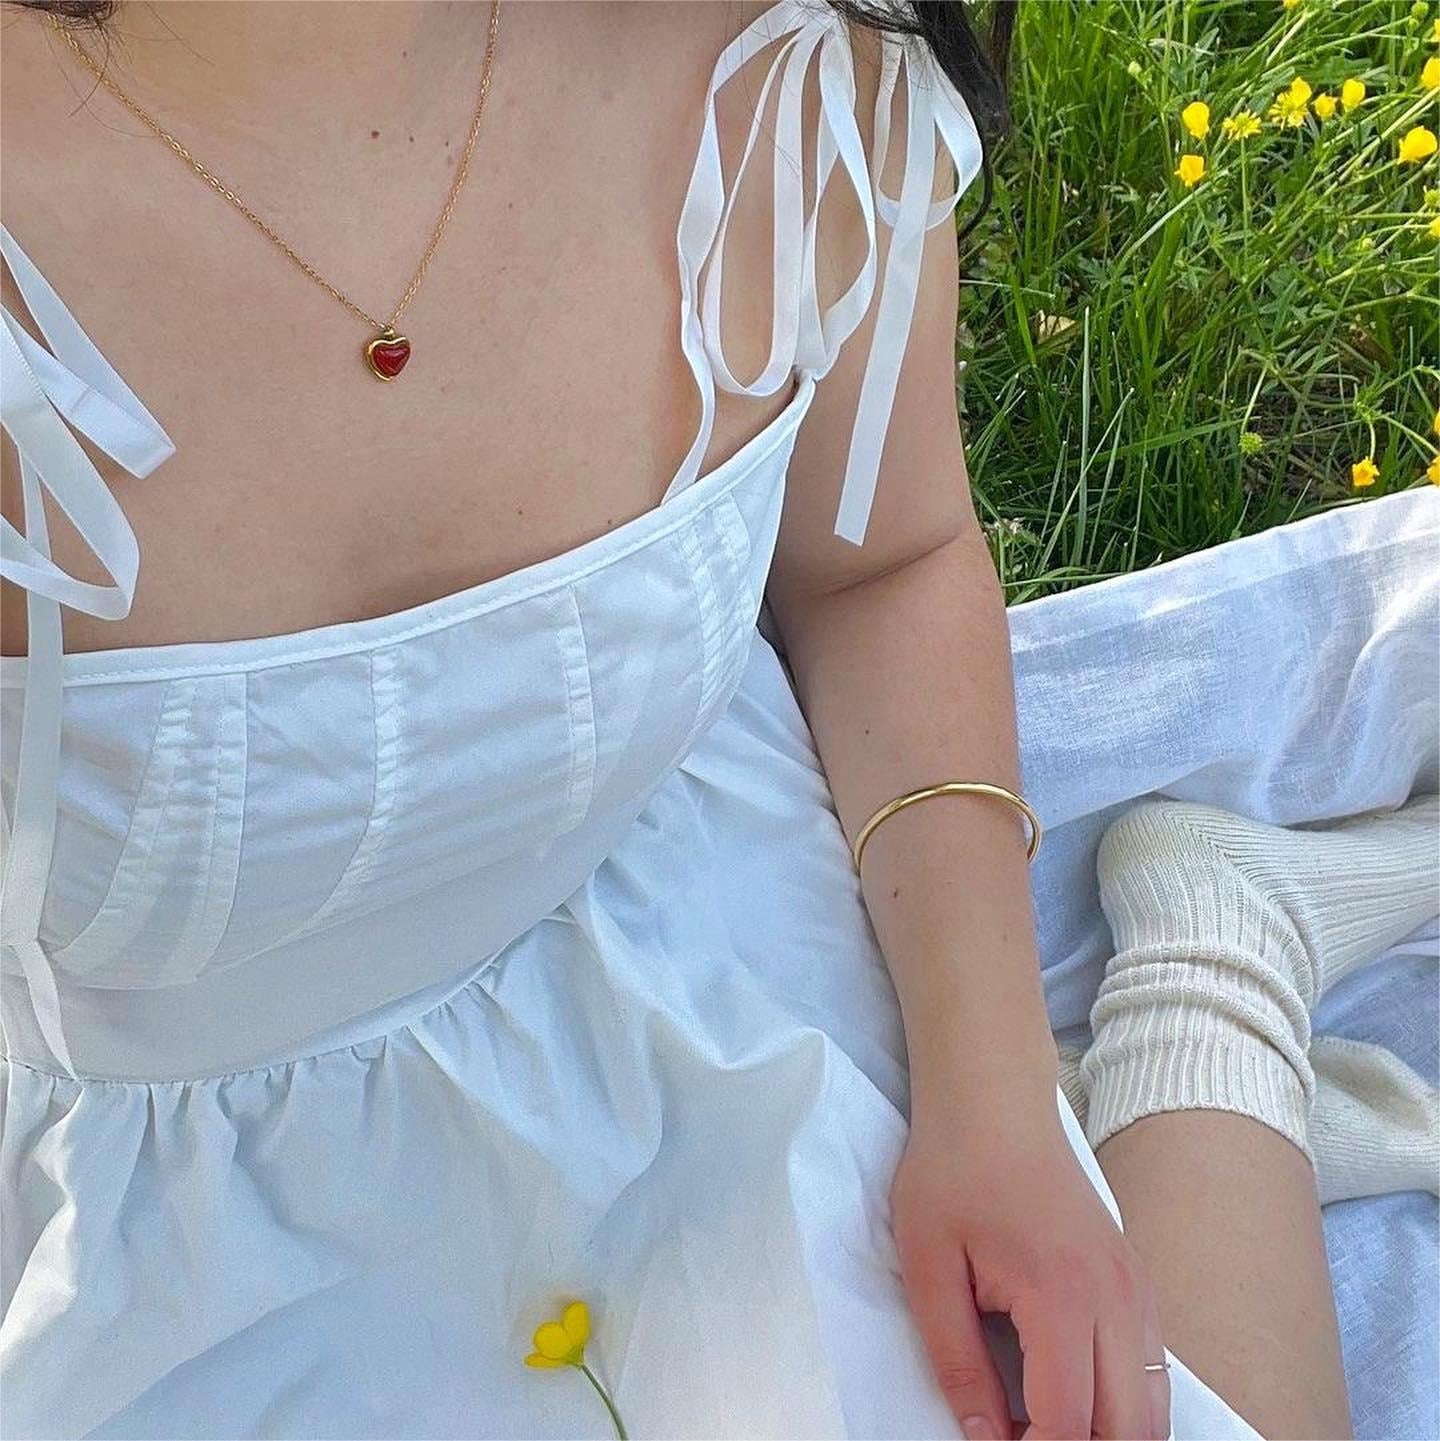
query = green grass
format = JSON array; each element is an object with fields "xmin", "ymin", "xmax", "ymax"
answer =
[{"xmin": 959, "ymin": 0, "xmax": 1440, "ymax": 601}]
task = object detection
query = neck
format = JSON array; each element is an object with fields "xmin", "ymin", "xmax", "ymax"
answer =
[{"xmin": 46, "ymin": 1, "xmax": 496, "ymax": 147}]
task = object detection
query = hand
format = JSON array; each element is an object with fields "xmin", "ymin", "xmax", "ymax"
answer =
[{"xmin": 890, "ymin": 1085, "xmax": 1171, "ymax": 1441}]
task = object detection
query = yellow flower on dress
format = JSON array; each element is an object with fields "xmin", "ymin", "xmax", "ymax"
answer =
[
  {"xmin": 1222, "ymin": 111, "xmax": 1262, "ymax": 140},
  {"xmin": 1313, "ymin": 93, "xmax": 1338, "ymax": 120},
  {"xmin": 1398, "ymin": 126, "xmax": 1439, "ymax": 163},
  {"xmin": 1175, "ymin": 153, "xmax": 1206, "ymax": 186},
  {"xmin": 1340, "ymin": 78, "xmax": 1367, "ymax": 111},
  {"xmin": 1269, "ymin": 77, "xmax": 1312, "ymax": 127},
  {"xmin": 1182, "ymin": 101, "xmax": 1211, "ymax": 139},
  {"xmin": 523, "ymin": 1299, "xmax": 629, "ymax": 1439},
  {"xmin": 1422, "ymin": 57, "xmax": 1440, "ymax": 92},
  {"xmin": 525, "ymin": 1300, "xmax": 590, "ymax": 1368},
  {"xmin": 1428, "ymin": 453, "xmax": 1440, "ymax": 486},
  {"xmin": 1351, "ymin": 457, "xmax": 1380, "ymax": 489}
]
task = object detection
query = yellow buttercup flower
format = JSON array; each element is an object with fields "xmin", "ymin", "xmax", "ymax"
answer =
[
  {"xmin": 525, "ymin": 1300, "xmax": 590, "ymax": 1368},
  {"xmin": 1429, "ymin": 214, "xmax": 1440, "ymax": 240},
  {"xmin": 1182, "ymin": 101, "xmax": 1211, "ymax": 139},
  {"xmin": 1351, "ymin": 457, "xmax": 1379, "ymax": 489},
  {"xmin": 1428, "ymin": 453, "xmax": 1440, "ymax": 486},
  {"xmin": 523, "ymin": 1300, "xmax": 628, "ymax": 1439},
  {"xmin": 1269, "ymin": 76, "xmax": 1312, "ymax": 127},
  {"xmin": 1339, "ymin": 78, "xmax": 1366, "ymax": 112},
  {"xmin": 1222, "ymin": 111, "xmax": 1262, "ymax": 140},
  {"xmin": 1433, "ymin": 409, "xmax": 1440, "ymax": 439},
  {"xmin": 1398, "ymin": 126, "xmax": 1439, "ymax": 163},
  {"xmin": 1175, "ymin": 153, "xmax": 1206, "ymax": 186},
  {"xmin": 1313, "ymin": 93, "xmax": 1338, "ymax": 120},
  {"xmin": 1422, "ymin": 56, "xmax": 1440, "ymax": 92},
  {"xmin": 1432, "ymin": 17, "xmax": 1440, "ymax": 42},
  {"xmin": 1282, "ymin": 0, "xmax": 1301, "ymax": 9}
]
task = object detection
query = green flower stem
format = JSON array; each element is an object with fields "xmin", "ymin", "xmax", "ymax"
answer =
[
  {"xmin": 580, "ymin": 1363, "xmax": 628, "ymax": 1441},
  {"xmin": 1240, "ymin": 143, "xmax": 1251, "ymax": 240}
]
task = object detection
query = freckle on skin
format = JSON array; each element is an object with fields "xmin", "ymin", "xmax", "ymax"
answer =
[
  {"xmin": 892, "ymin": 887, "xmax": 900, "ymax": 899},
  {"xmin": 370, "ymin": 129, "xmax": 380, "ymax": 139}
]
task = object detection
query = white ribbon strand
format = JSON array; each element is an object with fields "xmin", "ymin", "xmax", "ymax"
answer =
[{"xmin": 0, "ymin": 221, "xmax": 176, "ymax": 1078}]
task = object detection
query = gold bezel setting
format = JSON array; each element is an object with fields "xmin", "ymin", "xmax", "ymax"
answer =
[{"xmin": 364, "ymin": 327, "xmax": 412, "ymax": 380}]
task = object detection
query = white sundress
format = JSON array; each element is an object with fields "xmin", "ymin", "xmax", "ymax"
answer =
[{"xmin": 0, "ymin": 5, "xmax": 1264, "ymax": 1437}]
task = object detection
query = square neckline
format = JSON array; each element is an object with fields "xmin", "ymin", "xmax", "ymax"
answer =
[{"xmin": 0, "ymin": 370, "xmax": 815, "ymax": 689}]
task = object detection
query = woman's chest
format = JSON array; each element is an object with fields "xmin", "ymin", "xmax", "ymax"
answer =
[{"xmin": 0, "ymin": 2, "xmax": 791, "ymax": 659}]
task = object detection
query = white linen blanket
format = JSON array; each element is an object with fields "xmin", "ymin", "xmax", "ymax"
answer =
[{"xmin": 1010, "ymin": 488, "xmax": 1439, "ymax": 1440}]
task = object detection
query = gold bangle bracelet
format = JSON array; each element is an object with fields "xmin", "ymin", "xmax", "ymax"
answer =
[{"xmin": 850, "ymin": 780, "xmax": 1043, "ymax": 873}]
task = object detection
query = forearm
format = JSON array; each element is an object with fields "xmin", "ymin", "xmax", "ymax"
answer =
[{"xmin": 768, "ymin": 521, "xmax": 1058, "ymax": 1111}]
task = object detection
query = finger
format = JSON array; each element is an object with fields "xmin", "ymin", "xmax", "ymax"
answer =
[
  {"xmin": 1092, "ymin": 1301, "xmax": 1153, "ymax": 1440},
  {"xmin": 1010, "ymin": 1290, "xmax": 1094, "ymax": 1441},
  {"xmin": 896, "ymin": 1236, "xmax": 1011, "ymax": 1440},
  {"xmin": 1141, "ymin": 1291, "xmax": 1172, "ymax": 1440}
]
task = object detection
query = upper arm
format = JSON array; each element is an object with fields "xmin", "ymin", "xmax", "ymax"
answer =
[{"xmin": 767, "ymin": 20, "xmax": 982, "ymax": 605}]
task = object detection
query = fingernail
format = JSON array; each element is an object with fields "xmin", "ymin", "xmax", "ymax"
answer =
[{"xmin": 962, "ymin": 1417, "xmax": 996, "ymax": 1440}]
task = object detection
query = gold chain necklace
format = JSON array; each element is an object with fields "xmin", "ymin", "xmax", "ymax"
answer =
[{"xmin": 47, "ymin": 1, "xmax": 502, "ymax": 380}]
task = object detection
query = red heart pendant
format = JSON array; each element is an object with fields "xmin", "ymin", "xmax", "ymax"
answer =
[{"xmin": 365, "ymin": 327, "xmax": 411, "ymax": 380}]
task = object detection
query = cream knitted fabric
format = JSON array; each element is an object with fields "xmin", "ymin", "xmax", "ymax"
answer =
[
  {"xmin": 1059, "ymin": 1036, "xmax": 1439, "ymax": 1206},
  {"xmin": 1306, "ymin": 1034, "xmax": 1439, "ymax": 1204},
  {"xmin": 1078, "ymin": 793, "xmax": 1439, "ymax": 1166}
]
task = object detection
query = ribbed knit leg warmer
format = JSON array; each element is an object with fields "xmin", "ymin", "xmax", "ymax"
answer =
[
  {"xmin": 1077, "ymin": 793, "xmax": 1439, "ymax": 1171},
  {"xmin": 1058, "ymin": 1036, "xmax": 1439, "ymax": 1205}
]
